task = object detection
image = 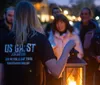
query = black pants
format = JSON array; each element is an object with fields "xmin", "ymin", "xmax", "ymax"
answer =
[
  {"xmin": 95, "ymin": 67, "xmax": 100, "ymax": 85},
  {"xmin": 84, "ymin": 57, "xmax": 99, "ymax": 85},
  {"xmin": 46, "ymin": 72, "xmax": 62, "ymax": 85}
]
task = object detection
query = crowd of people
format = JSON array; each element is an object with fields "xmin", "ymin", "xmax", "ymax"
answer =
[{"xmin": 0, "ymin": 1, "xmax": 100, "ymax": 85}]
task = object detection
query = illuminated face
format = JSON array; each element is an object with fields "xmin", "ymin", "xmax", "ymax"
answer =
[
  {"xmin": 56, "ymin": 20, "xmax": 66, "ymax": 32},
  {"xmin": 80, "ymin": 9, "xmax": 91, "ymax": 23},
  {"xmin": 5, "ymin": 9, "xmax": 14, "ymax": 24}
]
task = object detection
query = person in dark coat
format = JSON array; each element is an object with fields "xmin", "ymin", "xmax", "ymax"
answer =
[
  {"xmin": 74, "ymin": 7, "xmax": 99, "ymax": 85},
  {"xmin": 0, "ymin": 6, "xmax": 14, "ymax": 85}
]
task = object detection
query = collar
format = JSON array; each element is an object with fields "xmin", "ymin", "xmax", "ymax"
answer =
[{"xmin": 54, "ymin": 31, "xmax": 71, "ymax": 39}]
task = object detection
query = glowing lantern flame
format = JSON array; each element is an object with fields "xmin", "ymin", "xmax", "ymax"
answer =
[{"xmin": 69, "ymin": 81, "xmax": 76, "ymax": 85}]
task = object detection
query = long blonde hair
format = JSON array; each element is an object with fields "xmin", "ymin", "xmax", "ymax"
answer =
[{"xmin": 12, "ymin": 1, "xmax": 44, "ymax": 44}]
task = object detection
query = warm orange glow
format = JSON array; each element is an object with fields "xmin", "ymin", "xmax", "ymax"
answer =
[
  {"xmin": 66, "ymin": 68, "xmax": 83, "ymax": 85},
  {"xmin": 34, "ymin": 3, "xmax": 41, "ymax": 11},
  {"xmin": 68, "ymin": 75, "xmax": 76, "ymax": 85},
  {"xmin": 69, "ymin": 81, "xmax": 76, "ymax": 85}
]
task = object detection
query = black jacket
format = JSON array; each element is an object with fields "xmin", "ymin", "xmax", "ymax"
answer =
[{"xmin": 0, "ymin": 19, "xmax": 10, "ymax": 62}]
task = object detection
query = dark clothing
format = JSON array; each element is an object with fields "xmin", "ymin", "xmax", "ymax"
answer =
[
  {"xmin": 89, "ymin": 29, "xmax": 100, "ymax": 85},
  {"xmin": 95, "ymin": 70, "xmax": 100, "ymax": 85},
  {"xmin": 46, "ymin": 72, "xmax": 62, "ymax": 85},
  {"xmin": 0, "ymin": 19, "xmax": 10, "ymax": 41},
  {"xmin": 80, "ymin": 21, "xmax": 96, "ymax": 45},
  {"xmin": 45, "ymin": 23, "xmax": 52, "ymax": 38},
  {"xmin": 0, "ymin": 19, "xmax": 10, "ymax": 62},
  {"xmin": 90, "ymin": 29, "xmax": 100, "ymax": 56},
  {"xmin": 75, "ymin": 20, "xmax": 99, "ymax": 85},
  {"xmin": 79, "ymin": 21, "xmax": 97, "ymax": 67},
  {"xmin": 0, "ymin": 31, "xmax": 56, "ymax": 85}
]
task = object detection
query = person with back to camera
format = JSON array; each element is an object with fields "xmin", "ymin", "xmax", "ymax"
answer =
[
  {"xmin": 0, "ymin": 1, "xmax": 75, "ymax": 85},
  {"xmin": 74, "ymin": 7, "xmax": 100, "ymax": 85}
]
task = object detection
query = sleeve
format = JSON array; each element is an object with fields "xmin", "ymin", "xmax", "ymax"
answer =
[
  {"xmin": 0, "ymin": 37, "xmax": 4, "ymax": 63},
  {"xmin": 0, "ymin": 38, "xmax": 5, "ymax": 63},
  {"xmin": 0, "ymin": 54, "xmax": 3, "ymax": 63},
  {"xmin": 37, "ymin": 34, "xmax": 57, "ymax": 64},
  {"xmin": 0, "ymin": 42, "xmax": 6, "ymax": 63},
  {"xmin": 0, "ymin": 56, "xmax": 3, "ymax": 63},
  {"xmin": 0, "ymin": 31, "xmax": 14, "ymax": 63},
  {"xmin": 74, "ymin": 34, "xmax": 84, "ymax": 58},
  {"xmin": 0, "ymin": 42, "xmax": 2, "ymax": 63}
]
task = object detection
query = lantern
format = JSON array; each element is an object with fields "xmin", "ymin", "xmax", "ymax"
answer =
[{"xmin": 62, "ymin": 57, "xmax": 87, "ymax": 85}]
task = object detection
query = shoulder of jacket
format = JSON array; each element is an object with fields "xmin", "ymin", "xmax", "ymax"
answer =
[
  {"xmin": 67, "ymin": 31, "xmax": 77, "ymax": 38},
  {"xmin": 70, "ymin": 32, "xmax": 79, "ymax": 40}
]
